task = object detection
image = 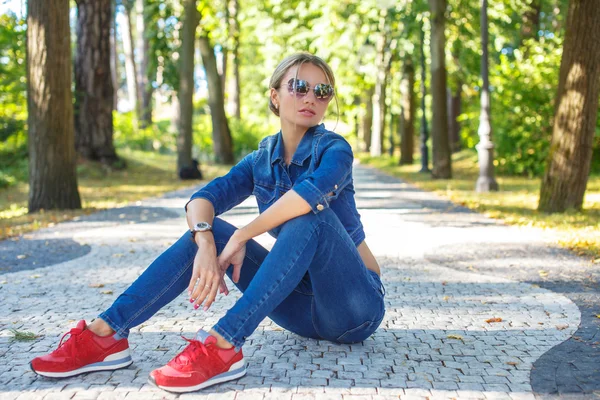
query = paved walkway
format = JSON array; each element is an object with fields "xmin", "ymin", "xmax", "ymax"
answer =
[{"xmin": 0, "ymin": 163, "xmax": 597, "ymax": 400}]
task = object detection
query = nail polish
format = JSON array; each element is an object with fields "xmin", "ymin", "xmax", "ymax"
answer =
[
  {"xmin": 189, "ymin": 299, "xmax": 194, "ymax": 303},
  {"xmin": 194, "ymin": 304, "xmax": 199, "ymax": 310}
]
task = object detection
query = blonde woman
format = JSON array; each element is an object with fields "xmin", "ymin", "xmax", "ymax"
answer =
[{"xmin": 31, "ymin": 52, "xmax": 386, "ymax": 393}]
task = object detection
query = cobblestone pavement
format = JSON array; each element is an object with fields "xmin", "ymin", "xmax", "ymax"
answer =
[{"xmin": 0, "ymin": 163, "xmax": 594, "ymax": 400}]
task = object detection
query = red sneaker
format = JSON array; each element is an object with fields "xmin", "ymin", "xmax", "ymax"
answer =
[
  {"xmin": 30, "ymin": 320, "xmax": 132, "ymax": 378},
  {"xmin": 149, "ymin": 330, "xmax": 245, "ymax": 393}
]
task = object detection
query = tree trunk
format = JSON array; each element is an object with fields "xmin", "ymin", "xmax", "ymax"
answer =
[
  {"xmin": 520, "ymin": 0, "xmax": 542, "ymax": 43},
  {"xmin": 110, "ymin": 0, "xmax": 119, "ymax": 110},
  {"xmin": 136, "ymin": 0, "xmax": 153, "ymax": 128},
  {"xmin": 429, "ymin": 0, "xmax": 452, "ymax": 178},
  {"xmin": 538, "ymin": 0, "xmax": 600, "ymax": 213},
  {"xmin": 447, "ymin": 83, "xmax": 462, "ymax": 152},
  {"xmin": 74, "ymin": 0, "xmax": 119, "ymax": 165},
  {"xmin": 220, "ymin": 2, "xmax": 228, "ymax": 96},
  {"xmin": 400, "ymin": 59, "xmax": 415, "ymax": 165},
  {"xmin": 370, "ymin": 9, "xmax": 388, "ymax": 157},
  {"xmin": 199, "ymin": 34, "xmax": 234, "ymax": 164},
  {"xmin": 122, "ymin": 2, "xmax": 140, "ymax": 118},
  {"xmin": 177, "ymin": 0, "xmax": 200, "ymax": 172},
  {"xmin": 27, "ymin": 0, "xmax": 82, "ymax": 212},
  {"xmin": 228, "ymin": 0, "xmax": 241, "ymax": 119},
  {"xmin": 362, "ymin": 87, "xmax": 374, "ymax": 152}
]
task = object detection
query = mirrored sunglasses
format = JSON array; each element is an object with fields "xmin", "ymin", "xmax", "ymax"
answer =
[{"xmin": 287, "ymin": 78, "xmax": 334, "ymax": 101}]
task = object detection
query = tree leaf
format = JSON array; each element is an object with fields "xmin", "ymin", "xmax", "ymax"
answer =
[{"xmin": 486, "ymin": 317, "xmax": 502, "ymax": 323}]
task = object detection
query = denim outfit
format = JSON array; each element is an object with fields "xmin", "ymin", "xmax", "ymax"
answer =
[{"xmin": 100, "ymin": 124, "xmax": 386, "ymax": 348}]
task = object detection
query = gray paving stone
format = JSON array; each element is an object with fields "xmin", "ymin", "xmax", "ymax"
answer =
[{"xmin": 0, "ymin": 165, "xmax": 589, "ymax": 399}]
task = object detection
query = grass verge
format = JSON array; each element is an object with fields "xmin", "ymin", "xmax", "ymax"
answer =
[
  {"xmin": 0, "ymin": 148, "xmax": 230, "ymax": 240},
  {"xmin": 357, "ymin": 150, "xmax": 600, "ymax": 262}
]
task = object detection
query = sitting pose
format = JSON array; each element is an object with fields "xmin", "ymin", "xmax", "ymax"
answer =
[{"xmin": 30, "ymin": 52, "xmax": 386, "ymax": 393}]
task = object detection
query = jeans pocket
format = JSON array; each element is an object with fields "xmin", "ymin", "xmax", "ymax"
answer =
[
  {"xmin": 335, "ymin": 317, "xmax": 384, "ymax": 344},
  {"xmin": 368, "ymin": 270, "xmax": 385, "ymax": 297}
]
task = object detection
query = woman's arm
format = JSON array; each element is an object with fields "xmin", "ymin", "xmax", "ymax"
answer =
[
  {"xmin": 186, "ymin": 198, "xmax": 217, "ymax": 247},
  {"xmin": 234, "ymin": 189, "xmax": 311, "ymax": 242}
]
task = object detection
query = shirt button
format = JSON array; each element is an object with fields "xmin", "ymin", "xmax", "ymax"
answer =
[
  {"xmin": 316, "ymin": 204, "xmax": 324, "ymax": 211},
  {"xmin": 334, "ymin": 185, "xmax": 338, "ymax": 190}
]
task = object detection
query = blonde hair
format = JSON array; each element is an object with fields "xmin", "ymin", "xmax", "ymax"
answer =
[{"xmin": 268, "ymin": 52, "xmax": 339, "ymax": 127}]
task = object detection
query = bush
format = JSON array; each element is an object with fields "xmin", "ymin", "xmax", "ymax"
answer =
[
  {"xmin": 193, "ymin": 115, "xmax": 271, "ymax": 164},
  {"xmin": 113, "ymin": 111, "xmax": 177, "ymax": 153}
]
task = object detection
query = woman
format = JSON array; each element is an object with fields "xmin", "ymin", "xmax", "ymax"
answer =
[{"xmin": 30, "ymin": 52, "xmax": 386, "ymax": 393}]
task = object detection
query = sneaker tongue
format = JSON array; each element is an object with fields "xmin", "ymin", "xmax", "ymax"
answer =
[
  {"xmin": 77, "ymin": 320, "xmax": 87, "ymax": 331},
  {"xmin": 195, "ymin": 329, "xmax": 215, "ymax": 344}
]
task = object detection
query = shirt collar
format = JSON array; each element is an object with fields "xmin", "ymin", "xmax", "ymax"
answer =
[{"xmin": 271, "ymin": 124, "xmax": 323, "ymax": 166}]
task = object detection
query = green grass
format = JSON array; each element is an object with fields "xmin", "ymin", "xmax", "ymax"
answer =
[
  {"xmin": 10, "ymin": 329, "xmax": 38, "ymax": 341},
  {"xmin": 357, "ymin": 149, "xmax": 600, "ymax": 261},
  {"xmin": 0, "ymin": 148, "xmax": 230, "ymax": 240}
]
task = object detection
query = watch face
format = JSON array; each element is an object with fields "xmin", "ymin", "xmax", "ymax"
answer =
[{"xmin": 194, "ymin": 222, "xmax": 211, "ymax": 231}]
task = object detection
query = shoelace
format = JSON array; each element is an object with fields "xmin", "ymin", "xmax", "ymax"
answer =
[
  {"xmin": 54, "ymin": 326, "xmax": 85, "ymax": 357},
  {"xmin": 172, "ymin": 337, "xmax": 210, "ymax": 365}
]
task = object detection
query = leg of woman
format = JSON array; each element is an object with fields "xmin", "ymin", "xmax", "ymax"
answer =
[
  {"xmin": 98, "ymin": 217, "xmax": 321, "ymax": 340},
  {"xmin": 211, "ymin": 208, "xmax": 385, "ymax": 348}
]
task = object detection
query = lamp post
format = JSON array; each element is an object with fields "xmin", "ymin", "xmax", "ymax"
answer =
[
  {"xmin": 476, "ymin": 0, "xmax": 499, "ymax": 191},
  {"xmin": 419, "ymin": 21, "xmax": 430, "ymax": 173}
]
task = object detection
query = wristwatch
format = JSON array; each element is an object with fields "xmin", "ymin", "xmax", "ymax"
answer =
[{"xmin": 191, "ymin": 221, "xmax": 212, "ymax": 238}]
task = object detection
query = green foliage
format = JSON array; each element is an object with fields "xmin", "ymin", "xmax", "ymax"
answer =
[
  {"xmin": 113, "ymin": 112, "xmax": 177, "ymax": 153},
  {"xmin": 0, "ymin": 12, "xmax": 27, "ymax": 189},
  {"xmin": 192, "ymin": 114, "xmax": 270, "ymax": 163}
]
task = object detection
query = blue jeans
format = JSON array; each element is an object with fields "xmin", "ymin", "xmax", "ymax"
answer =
[{"xmin": 99, "ymin": 209, "xmax": 386, "ymax": 348}]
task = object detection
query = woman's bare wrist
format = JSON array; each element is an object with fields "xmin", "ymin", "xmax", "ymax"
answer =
[{"xmin": 194, "ymin": 231, "xmax": 216, "ymax": 247}]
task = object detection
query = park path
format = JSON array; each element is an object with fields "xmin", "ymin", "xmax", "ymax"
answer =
[{"xmin": 1, "ymin": 162, "xmax": 594, "ymax": 400}]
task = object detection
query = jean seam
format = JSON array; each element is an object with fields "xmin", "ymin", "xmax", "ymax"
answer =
[
  {"xmin": 320, "ymin": 219, "xmax": 367, "ymax": 273},
  {"xmin": 311, "ymin": 295, "xmax": 324, "ymax": 339},
  {"xmin": 117, "ymin": 252, "xmax": 195, "ymax": 337},
  {"xmin": 221, "ymin": 221, "xmax": 322, "ymax": 346}
]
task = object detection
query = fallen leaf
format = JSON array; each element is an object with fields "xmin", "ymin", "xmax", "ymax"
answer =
[
  {"xmin": 30, "ymin": 275, "xmax": 41, "ymax": 279},
  {"xmin": 556, "ymin": 325, "xmax": 568, "ymax": 330},
  {"xmin": 538, "ymin": 270, "xmax": 549, "ymax": 277},
  {"xmin": 17, "ymin": 255, "xmax": 27, "ymax": 260},
  {"xmin": 443, "ymin": 296, "xmax": 450, "ymax": 301},
  {"xmin": 506, "ymin": 361, "xmax": 519, "ymax": 366},
  {"xmin": 112, "ymin": 254, "xmax": 124, "ymax": 258},
  {"xmin": 101, "ymin": 290, "xmax": 113, "ymax": 295},
  {"xmin": 447, "ymin": 334, "xmax": 463, "ymax": 340},
  {"xmin": 596, "ymin": 315, "xmax": 600, "ymax": 319},
  {"xmin": 89, "ymin": 283, "xmax": 105, "ymax": 288},
  {"xmin": 486, "ymin": 317, "xmax": 502, "ymax": 323}
]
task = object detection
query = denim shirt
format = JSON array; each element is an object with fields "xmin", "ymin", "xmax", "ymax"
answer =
[{"xmin": 185, "ymin": 123, "xmax": 366, "ymax": 247}]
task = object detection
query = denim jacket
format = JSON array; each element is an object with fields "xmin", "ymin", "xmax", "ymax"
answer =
[{"xmin": 185, "ymin": 123, "xmax": 366, "ymax": 246}]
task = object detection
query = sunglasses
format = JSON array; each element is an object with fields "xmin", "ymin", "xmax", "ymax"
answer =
[{"xmin": 287, "ymin": 78, "xmax": 334, "ymax": 101}]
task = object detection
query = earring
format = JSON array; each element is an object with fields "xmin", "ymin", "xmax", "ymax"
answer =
[{"xmin": 275, "ymin": 104, "xmax": 279, "ymax": 110}]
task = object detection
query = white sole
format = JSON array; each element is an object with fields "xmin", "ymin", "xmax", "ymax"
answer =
[
  {"xmin": 149, "ymin": 359, "xmax": 246, "ymax": 393},
  {"xmin": 32, "ymin": 349, "xmax": 133, "ymax": 378}
]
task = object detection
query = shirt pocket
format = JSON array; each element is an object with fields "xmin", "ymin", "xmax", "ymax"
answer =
[{"xmin": 252, "ymin": 183, "xmax": 276, "ymax": 205}]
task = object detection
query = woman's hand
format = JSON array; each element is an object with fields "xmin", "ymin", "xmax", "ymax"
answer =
[
  {"xmin": 217, "ymin": 230, "xmax": 247, "ymax": 284},
  {"xmin": 187, "ymin": 241, "xmax": 228, "ymax": 311}
]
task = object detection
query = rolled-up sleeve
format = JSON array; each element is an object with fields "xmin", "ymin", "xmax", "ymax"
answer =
[
  {"xmin": 292, "ymin": 138, "xmax": 353, "ymax": 214},
  {"xmin": 184, "ymin": 151, "xmax": 255, "ymax": 216}
]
